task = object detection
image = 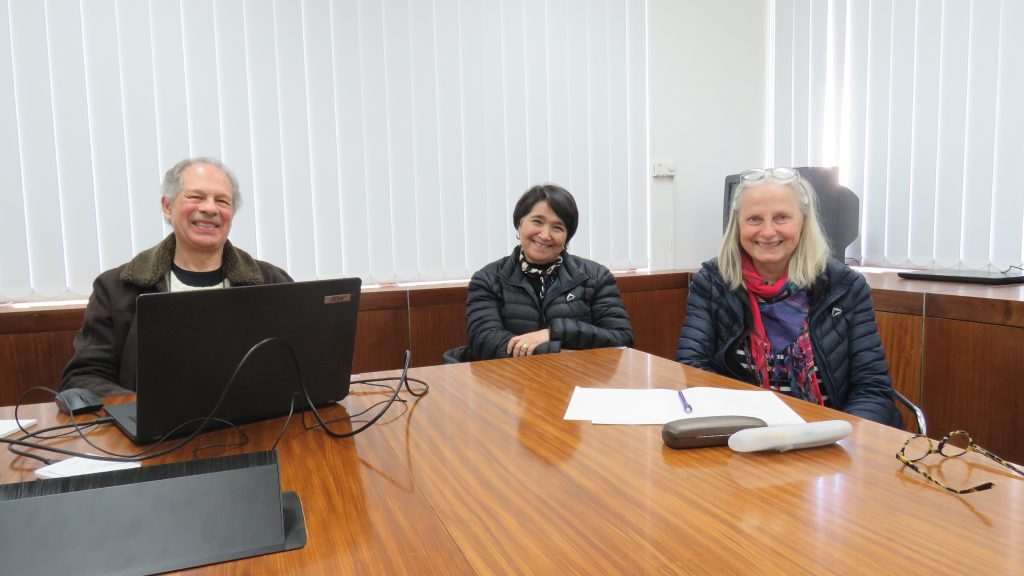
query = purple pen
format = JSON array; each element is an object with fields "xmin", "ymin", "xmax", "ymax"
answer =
[{"xmin": 678, "ymin": 389, "xmax": 693, "ymax": 414}]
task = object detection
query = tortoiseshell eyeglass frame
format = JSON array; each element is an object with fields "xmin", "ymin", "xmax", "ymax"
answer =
[{"xmin": 896, "ymin": 430, "xmax": 1024, "ymax": 495}]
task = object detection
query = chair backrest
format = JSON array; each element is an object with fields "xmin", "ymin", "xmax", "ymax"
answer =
[{"xmin": 723, "ymin": 167, "xmax": 860, "ymax": 261}]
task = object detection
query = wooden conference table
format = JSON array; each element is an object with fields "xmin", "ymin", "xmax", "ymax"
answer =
[{"xmin": 2, "ymin": 348, "xmax": 1022, "ymax": 575}]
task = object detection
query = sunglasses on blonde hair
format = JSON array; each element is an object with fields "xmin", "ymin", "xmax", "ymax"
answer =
[{"xmin": 740, "ymin": 167, "xmax": 800, "ymax": 184}]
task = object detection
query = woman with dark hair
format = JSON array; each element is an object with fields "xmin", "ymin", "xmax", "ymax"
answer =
[
  {"xmin": 462, "ymin": 184, "xmax": 634, "ymax": 361},
  {"xmin": 677, "ymin": 168, "xmax": 901, "ymax": 427}
]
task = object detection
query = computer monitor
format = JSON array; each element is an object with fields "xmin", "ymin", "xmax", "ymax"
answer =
[
  {"xmin": 723, "ymin": 167, "xmax": 860, "ymax": 261},
  {"xmin": 105, "ymin": 278, "xmax": 361, "ymax": 443}
]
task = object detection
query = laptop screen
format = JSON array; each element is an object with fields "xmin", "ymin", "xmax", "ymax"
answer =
[{"xmin": 128, "ymin": 278, "xmax": 361, "ymax": 442}]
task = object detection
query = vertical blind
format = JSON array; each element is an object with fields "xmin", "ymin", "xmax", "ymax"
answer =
[
  {"xmin": 771, "ymin": 0, "xmax": 1024, "ymax": 270},
  {"xmin": 0, "ymin": 0, "xmax": 648, "ymax": 302}
]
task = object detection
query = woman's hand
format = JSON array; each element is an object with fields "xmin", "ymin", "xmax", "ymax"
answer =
[{"xmin": 507, "ymin": 329, "xmax": 551, "ymax": 357}]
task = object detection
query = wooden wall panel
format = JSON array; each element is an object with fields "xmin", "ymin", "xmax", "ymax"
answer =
[
  {"xmin": 410, "ymin": 305, "xmax": 467, "ymax": 367},
  {"xmin": 0, "ymin": 294, "xmax": 413, "ymax": 399},
  {"xmin": 352, "ymin": 291, "xmax": 409, "ymax": 374},
  {"xmin": 409, "ymin": 286, "xmax": 468, "ymax": 368},
  {"xmin": 0, "ymin": 306, "xmax": 85, "ymax": 406},
  {"xmin": 0, "ymin": 331, "xmax": 77, "ymax": 406},
  {"xmin": 871, "ymin": 290, "xmax": 924, "ymax": 315},
  {"xmin": 616, "ymin": 272, "xmax": 689, "ymax": 293},
  {"xmin": 3, "ymin": 277, "xmax": 700, "ymax": 400},
  {"xmin": 0, "ymin": 307, "xmax": 85, "ymax": 334},
  {"xmin": 352, "ymin": 308, "xmax": 410, "ymax": 374},
  {"xmin": 876, "ymin": 311, "xmax": 923, "ymax": 432},
  {"xmin": 927, "ymin": 292, "xmax": 1024, "ymax": 328},
  {"xmin": 924, "ymin": 318, "xmax": 1024, "ymax": 464},
  {"xmin": 621, "ymin": 288, "xmax": 687, "ymax": 362}
]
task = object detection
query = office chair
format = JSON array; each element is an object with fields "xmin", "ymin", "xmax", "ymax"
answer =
[
  {"xmin": 443, "ymin": 345, "xmax": 471, "ymax": 364},
  {"xmin": 893, "ymin": 389, "xmax": 927, "ymax": 435},
  {"xmin": 723, "ymin": 167, "xmax": 859, "ymax": 261}
]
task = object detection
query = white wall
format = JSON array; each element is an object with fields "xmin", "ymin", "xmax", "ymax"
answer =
[{"xmin": 648, "ymin": 0, "xmax": 769, "ymax": 270}]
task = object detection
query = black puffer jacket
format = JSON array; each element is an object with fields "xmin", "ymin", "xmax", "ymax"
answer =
[
  {"xmin": 676, "ymin": 258, "xmax": 901, "ymax": 427},
  {"xmin": 466, "ymin": 247, "xmax": 634, "ymax": 360}
]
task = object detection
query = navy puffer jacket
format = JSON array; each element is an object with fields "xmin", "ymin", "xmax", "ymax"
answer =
[
  {"xmin": 676, "ymin": 258, "xmax": 902, "ymax": 427},
  {"xmin": 466, "ymin": 247, "xmax": 634, "ymax": 361}
]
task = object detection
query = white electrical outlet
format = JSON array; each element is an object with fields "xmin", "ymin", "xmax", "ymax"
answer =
[{"xmin": 652, "ymin": 160, "xmax": 675, "ymax": 178}]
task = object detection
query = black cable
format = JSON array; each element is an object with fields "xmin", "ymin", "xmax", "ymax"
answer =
[
  {"xmin": 267, "ymin": 355, "xmax": 429, "ymax": 445},
  {"xmin": 353, "ymin": 375, "xmax": 430, "ymax": 396},
  {"xmin": 350, "ymin": 380, "xmax": 404, "ymax": 390},
  {"xmin": 353, "ymin": 376, "xmax": 429, "ymax": 492},
  {"xmin": 7, "ymin": 343, "xmax": 431, "ymax": 466},
  {"xmin": 0, "ymin": 416, "xmax": 251, "ymax": 464},
  {"xmin": 299, "ymin": 350, "xmax": 430, "ymax": 439},
  {"xmin": 253, "ymin": 344, "xmax": 429, "ymax": 441},
  {"xmin": 14, "ymin": 386, "xmax": 67, "ymax": 437},
  {"xmin": 300, "ymin": 379, "xmax": 428, "ymax": 430},
  {"xmin": 269, "ymin": 392, "xmax": 303, "ymax": 451},
  {"xmin": 5, "ymin": 419, "xmax": 114, "ymax": 465},
  {"xmin": 192, "ymin": 424, "xmax": 251, "ymax": 458},
  {"xmin": 303, "ymin": 397, "xmax": 401, "ymax": 430},
  {"xmin": 2, "ymin": 338, "xmax": 287, "ymax": 464}
]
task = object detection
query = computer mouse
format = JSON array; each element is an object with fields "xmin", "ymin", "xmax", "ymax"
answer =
[{"xmin": 55, "ymin": 388, "xmax": 105, "ymax": 416}]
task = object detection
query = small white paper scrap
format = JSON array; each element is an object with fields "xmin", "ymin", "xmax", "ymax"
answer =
[
  {"xmin": 36, "ymin": 456, "xmax": 141, "ymax": 479},
  {"xmin": 0, "ymin": 419, "xmax": 36, "ymax": 438}
]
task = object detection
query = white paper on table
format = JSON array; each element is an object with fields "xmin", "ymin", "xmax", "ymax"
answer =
[
  {"xmin": 563, "ymin": 387, "xmax": 805, "ymax": 426},
  {"xmin": 0, "ymin": 419, "xmax": 36, "ymax": 438},
  {"xmin": 35, "ymin": 456, "xmax": 141, "ymax": 479}
]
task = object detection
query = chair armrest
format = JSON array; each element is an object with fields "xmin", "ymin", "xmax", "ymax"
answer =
[{"xmin": 893, "ymin": 389, "xmax": 927, "ymax": 436}]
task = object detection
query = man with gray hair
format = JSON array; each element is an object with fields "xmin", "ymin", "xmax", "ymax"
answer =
[{"xmin": 61, "ymin": 158, "xmax": 292, "ymax": 396}]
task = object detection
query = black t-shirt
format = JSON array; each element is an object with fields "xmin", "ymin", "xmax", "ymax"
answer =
[{"xmin": 171, "ymin": 263, "xmax": 225, "ymax": 288}]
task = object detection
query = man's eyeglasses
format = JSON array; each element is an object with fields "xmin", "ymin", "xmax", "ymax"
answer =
[
  {"xmin": 896, "ymin": 430, "xmax": 1024, "ymax": 494},
  {"xmin": 740, "ymin": 167, "xmax": 800, "ymax": 184}
]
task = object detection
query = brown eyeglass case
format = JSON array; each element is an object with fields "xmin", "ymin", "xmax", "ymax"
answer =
[{"xmin": 662, "ymin": 415, "xmax": 768, "ymax": 449}]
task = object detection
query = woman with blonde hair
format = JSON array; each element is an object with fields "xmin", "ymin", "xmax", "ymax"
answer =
[{"xmin": 677, "ymin": 168, "xmax": 901, "ymax": 426}]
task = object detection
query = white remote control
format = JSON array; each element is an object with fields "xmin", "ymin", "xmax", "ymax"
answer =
[{"xmin": 728, "ymin": 420, "xmax": 853, "ymax": 453}]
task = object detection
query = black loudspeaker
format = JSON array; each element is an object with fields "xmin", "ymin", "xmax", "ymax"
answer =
[{"xmin": 0, "ymin": 450, "xmax": 305, "ymax": 576}]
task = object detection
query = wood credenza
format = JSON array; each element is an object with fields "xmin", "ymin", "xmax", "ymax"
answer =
[
  {"xmin": 3, "ymin": 269, "xmax": 1022, "ymax": 462},
  {"xmin": 865, "ymin": 272, "xmax": 1024, "ymax": 464}
]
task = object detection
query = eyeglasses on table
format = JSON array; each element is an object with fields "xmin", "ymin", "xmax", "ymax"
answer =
[{"xmin": 896, "ymin": 430, "xmax": 1024, "ymax": 495}]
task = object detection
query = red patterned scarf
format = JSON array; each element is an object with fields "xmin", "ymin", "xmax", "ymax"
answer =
[{"xmin": 741, "ymin": 254, "xmax": 824, "ymax": 405}]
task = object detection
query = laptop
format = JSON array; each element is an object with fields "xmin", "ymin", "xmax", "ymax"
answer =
[
  {"xmin": 106, "ymin": 278, "xmax": 361, "ymax": 443},
  {"xmin": 896, "ymin": 269, "xmax": 1024, "ymax": 286}
]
